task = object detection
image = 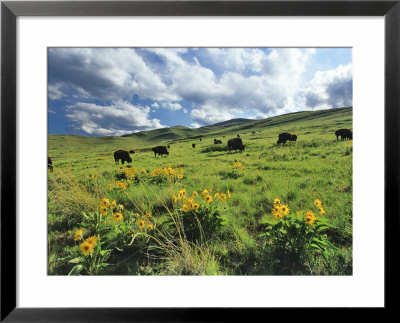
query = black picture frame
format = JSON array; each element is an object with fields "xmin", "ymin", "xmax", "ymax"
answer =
[{"xmin": 1, "ymin": 0, "xmax": 399, "ymax": 321}]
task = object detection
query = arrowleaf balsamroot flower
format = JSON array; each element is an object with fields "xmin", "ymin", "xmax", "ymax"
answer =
[
  {"xmin": 80, "ymin": 241, "xmax": 94, "ymax": 256},
  {"xmin": 85, "ymin": 235, "xmax": 98, "ymax": 246},
  {"xmin": 73, "ymin": 229, "xmax": 83, "ymax": 241},
  {"xmin": 113, "ymin": 213, "xmax": 123, "ymax": 222},
  {"xmin": 100, "ymin": 198, "xmax": 110, "ymax": 208},
  {"xmin": 304, "ymin": 210, "xmax": 317, "ymax": 226}
]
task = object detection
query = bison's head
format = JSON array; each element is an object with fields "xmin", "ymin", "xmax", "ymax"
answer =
[
  {"xmin": 291, "ymin": 134, "xmax": 297, "ymax": 141},
  {"xmin": 128, "ymin": 157, "xmax": 132, "ymax": 163}
]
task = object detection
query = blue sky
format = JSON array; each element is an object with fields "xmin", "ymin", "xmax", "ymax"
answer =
[{"xmin": 48, "ymin": 47, "xmax": 352, "ymax": 136}]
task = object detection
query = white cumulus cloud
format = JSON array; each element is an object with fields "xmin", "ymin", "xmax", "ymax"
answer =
[{"xmin": 65, "ymin": 100, "xmax": 165, "ymax": 136}]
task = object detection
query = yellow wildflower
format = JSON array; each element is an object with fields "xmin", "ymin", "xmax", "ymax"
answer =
[
  {"xmin": 178, "ymin": 189, "xmax": 186, "ymax": 200},
  {"xmin": 147, "ymin": 223, "xmax": 154, "ymax": 230},
  {"xmin": 273, "ymin": 198, "xmax": 280, "ymax": 205},
  {"xmin": 113, "ymin": 213, "xmax": 123, "ymax": 222},
  {"xmin": 227, "ymin": 189, "xmax": 231, "ymax": 198},
  {"xmin": 85, "ymin": 235, "xmax": 98, "ymax": 246},
  {"xmin": 314, "ymin": 199, "xmax": 322, "ymax": 207},
  {"xmin": 100, "ymin": 207, "xmax": 108, "ymax": 216},
  {"xmin": 80, "ymin": 241, "xmax": 94, "ymax": 256},
  {"xmin": 219, "ymin": 193, "xmax": 227, "ymax": 201},
  {"xmin": 279, "ymin": 204, "xmax": 290, "ymax": 216},
  {"xmin": 304, "ymin": 211, "xmax": 317, "ymax": 226},
  {"xmin": 138, "ymin": 220, "xmax": 145, "ymax": 231},
  {"xmin": 205, "ymin": 195, "xmax": 213, "ymax": 204},
  {"xmin": 100, "ymin": 198, "xmax": 110, "ymax": 208},
  {"xmin": 73, "ymin": 229, "xmax": 83, "ymax": 241},
  {"xmin": 193, "ymin": 203, "xmax": 200, "ymax": 210}
]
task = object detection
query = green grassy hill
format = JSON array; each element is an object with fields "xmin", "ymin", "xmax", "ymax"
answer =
[{"xmin": 48, "ymin": 107, "xmax": 353, "ymax": 276}]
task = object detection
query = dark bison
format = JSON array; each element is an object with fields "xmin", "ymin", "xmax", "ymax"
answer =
[
  {"xmin": 277, "ymin": 132, "xmax": 297, "ymax": 145},
  {"xmin": 48, "ymin": 157, "xmax": 53, "ymax": 172},
  {"xmin": 214, "ymin": 139, "xmax": 222, "ymax": 144},
  {"xmin": 114, "ymin": 150, "xmax": 132, "ymax": 164},
  {"xmin": 335, "ymin": 129, "xmax": 352, "ymax": 140},
  {"xmin": 237, "ymin": 134, "xmax": 240, "ymax": 138},
  {"xmin": 129, "ymin": 149, "xmax": 135, "ymax": 154},
  {"xmin": 192, "ymin": 143, "xmax": 196, "ymax": 148},
  {"xmin": 152, "ymin": 146, "xmax": 169, "ymax": 157},
  {"xmin": 228, "ymin": 138, "xmax": 244, "ymax": 152},
  {"xmin": 167, "ymin": 145, "xmax": 170, "ymax": 148},
  {"xmin": 199, "ymin": 139, "xmax": 202, "ymax": 141}
]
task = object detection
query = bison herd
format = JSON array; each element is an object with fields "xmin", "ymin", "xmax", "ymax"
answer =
[{"xmin": 48, "ymin": 128, "xmax": 352, "ymax": 170}]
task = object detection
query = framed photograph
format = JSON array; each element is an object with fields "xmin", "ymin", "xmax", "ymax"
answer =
[{"xmin": 1, "ymin": 0, "xmax": 399, "ymax": 320}]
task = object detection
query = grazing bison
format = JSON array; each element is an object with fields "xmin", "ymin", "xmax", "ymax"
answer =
[
  {"xmin": 192, "ymin": 143, "xmax": 196, "ymax": 148},
  {"xmin": 237, "ymin": 134, "xmax": 240, "ymax": 138},
  {"xmin": 48, "ymin": 157, "xmax": 53, "ymax": 172},
  {"xmin": 167, "ymin": 145, "xmax": 170, "ymax": 148},
  {"xmin": 199, "ymin": 139, "xmax": 202, "ymax": 141},
  {"xmin": 277, "ymin": 132, "xmax": 297, "ymax": 145},
  {"xmin": 129, "ymin": 149, "xmax": 135, "ymax": 154},
  {"xmin": 214, "ymin": 139, "xmax": 222, "ymax": 144},
  {"xmin": 228, "ymin": 138, "xmax": 245, "ymax": 152},
  {"xmin": 114, "ymin": 150, "xmax": 132, "ymax": 165},
  {"xmin": 152, "ymin": 146, "xmax": 169, "ymax": 157},
  {"xmin": 335, "ymin": 129, "xmax": 352, "ymax": 140}
]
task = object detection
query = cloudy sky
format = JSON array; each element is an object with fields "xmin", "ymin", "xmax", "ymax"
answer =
[{"xmin": 48, "ymin": 47, "xmax": 352, "ymax": 136}]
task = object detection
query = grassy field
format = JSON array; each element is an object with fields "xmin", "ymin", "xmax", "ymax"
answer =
[{"xmin": 48, "ymin": 107, "xmax": 353, "ymax": 275}]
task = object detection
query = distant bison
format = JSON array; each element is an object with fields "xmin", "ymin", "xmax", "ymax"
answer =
[
  {"xmin": 237, "ymin": 134, "xmax": 240, "ymax": 138},
  {"xmin": 192, "ymin": 143, "xmax": 196, "ymax": 148},
  {"xmin": 214, "ymin": 139, "xmax": 222, "ymax": 144},
  {"xmin": 277, "ymin": 132, "xmax": 297, "ymax": 145},
  {"xmin": 152, "ymin": 146, "xmax": 169, "ymax": 157},
  {"xmin": 228, "ymin": 138, "xmax": 244, "ymax": 152},
  {"xmin": 167, "ymin": 145, "xmax": 170, "ymax": 148},
  {"xmin": 199, "ymin": 139, "xmax": 202, "ymax": 141},
  {"xmin": 114, "ymin": 150, "xmax": 132, "ymax": 165},
  {"xmin": 48, "ymin": 157, "xmax": 53, "ymax": 172},
  {"xmin": 335, "ymin": 129, "xmax": 352, "ymax": 140},
  {"xmin": 129, "ymin": 149, "xmax": 135, "ymax": 154}
]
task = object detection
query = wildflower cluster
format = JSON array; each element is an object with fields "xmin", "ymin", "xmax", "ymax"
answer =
[
  {"xmin": 344, "ymin": 140, "xmax": 353, "ymax": 148},
  {"xmin": 73, "ymin": 228, "xmax": 99, "ymax": 256},
  {"xmin": 150, "ymin": 166, "xmax": 184, "ymax": 181},
  {"xmin": 314, "ymin": 199, "xmax": 325, "ymax": 215},
  {"xmin": 170, "ymin": 188, "xmax": 231, "ymax": 241},
  {"xmin": 99, "ymin": 197, "xmax": 125, "ymax": 222},
  {"xmin": 134, "ymin": 211, "xmax": 155, "ymax": 232},
  {"xmin": 108, "ymin": 179, "xmax": 132, "ymax": 191},
  {"xmin": 122, "ymin": 167, "xmax": 138, "ymax": 179},
  {"xmin": 172, "ymin": 188, "xmax": 231, "ymax": 212},
  {"xmin": 228, "ymin": 160, "xmax": 244, "ymax": 172},
  {"xmin": 262, "ymin": 198, "xmax": 337, "ymax": 273},
  {"xmin": 272, "ymin": 198, "xmax": 290, "ymax": 220}
]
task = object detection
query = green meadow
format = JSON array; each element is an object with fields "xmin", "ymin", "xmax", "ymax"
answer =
[{"xmin": 48, "ymin": 107, "xmax": 353, "ymax": 275}]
